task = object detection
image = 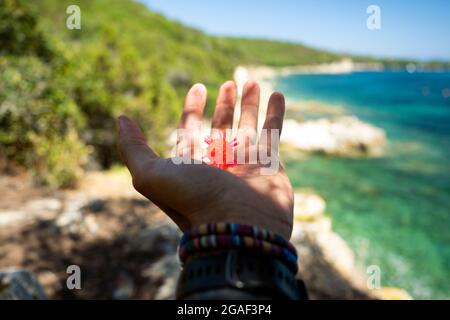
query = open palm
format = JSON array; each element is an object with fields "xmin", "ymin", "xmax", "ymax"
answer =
[{"xmin": 118, "ymin": 81, "xmax": 293, "ymax": 239}]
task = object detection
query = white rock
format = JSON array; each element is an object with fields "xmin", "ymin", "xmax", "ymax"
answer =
[
  {"xmin": 83, "ymin": 214, "xmax": 99, "ymax": 235},
  {"xmin": 292, "ymin": 218, "xmax": 370, "ymax": 299},
  {"xmin": 0, "ymin": 198, "xmax": 62, "ymax": 228},
  {"xmin": 131, "ymin": 220, "xmax": 181, "ymax": 254},
  {"xmin": 282, "ymin": 116, "xmax": 386, "ymax": 156},
  {"xmin": 0, "ymin": 210, "xmax": 26, "ymax": 227},
  {"xmin": 25, "ymin": 198, "xmax": 62, "ymax": 213},
  {"xmin": 294, "ymin": 192, "xmax": 326, "ymax": 221},
  {"xmin": 55, "ymin": 195, "xmax": 87, "ymax": 232}
]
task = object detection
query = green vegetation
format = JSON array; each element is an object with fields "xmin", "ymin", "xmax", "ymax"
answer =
[
  {"xmin": 221, "ymin": 37, "xmax": 342, "ymax": 66},
  {"xmin": 0, "ymin": 0, "xmax": 448, "ymax": 187},
  {"xmin": 1, "ymin": 0, "xmax": 235, "ymax": 186}
]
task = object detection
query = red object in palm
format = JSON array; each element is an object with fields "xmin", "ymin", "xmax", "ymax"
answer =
[{"xmin": 204, "ymin": 130, "xmax": 238, "ymax": 170}]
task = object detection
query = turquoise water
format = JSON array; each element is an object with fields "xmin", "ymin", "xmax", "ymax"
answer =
[{"xmin": 276, "ymin": 71, "xmax": 450, "ymax": 299}]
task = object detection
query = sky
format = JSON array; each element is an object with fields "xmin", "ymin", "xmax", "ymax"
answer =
[{"xmin": 141, "ymin": 0, "xmax": 450, "ymax": 61}]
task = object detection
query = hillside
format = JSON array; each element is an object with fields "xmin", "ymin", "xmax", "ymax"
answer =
[
  {"xmin": 1, "ymin": 0, "xmax": 448, "ymax": 187},
  {"xmin": 221, "ymin": 37, "xmax": 342, "ymax": 66}
]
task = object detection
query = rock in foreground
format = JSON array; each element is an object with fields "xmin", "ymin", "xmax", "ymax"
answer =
[
  {"xmin": 292, "ymin": 191, "xmax": 371, "ymax": 299},
  {"xmin": 0, "ymin": 269, "xmax": 47, "ymax": 300}
]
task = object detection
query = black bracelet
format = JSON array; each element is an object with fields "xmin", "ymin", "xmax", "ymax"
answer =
[{"xmin": 176, "ymin": 249, "xmax": 308, "ymax": 300}]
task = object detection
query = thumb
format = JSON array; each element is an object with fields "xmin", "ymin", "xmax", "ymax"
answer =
[{"xmin": 117, "ymin": 115, "xmax": 159, "ymax": 177}]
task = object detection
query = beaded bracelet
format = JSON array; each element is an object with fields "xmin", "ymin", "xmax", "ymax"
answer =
[
  {"xmin": 180, "ymin": 222, "xmax": 297, "ymax": 256},
  {"xmin": 179, "ymin": 223, "xmax": 298, "ymax": 274}
]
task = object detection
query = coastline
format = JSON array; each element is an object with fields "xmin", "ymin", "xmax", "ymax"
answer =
[
  {"xmin": 234, "ymin": 63, "xmax": 413, "ymax": 300},
  {"xmin": 234, "ymin": 58, "xmax": 385, "ymax": 82},
  {"xmin": 233, "ymin": 59, "xmax": 383, "ymax": 118},
  {"xmin": 234, "ymin": 63, "xmax": 387, "ymax": 157}
]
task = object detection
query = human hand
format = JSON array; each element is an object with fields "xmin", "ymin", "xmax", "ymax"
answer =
[{"xmin": 117, "ymin": 81, "xmax": 293, "ymax": 239}]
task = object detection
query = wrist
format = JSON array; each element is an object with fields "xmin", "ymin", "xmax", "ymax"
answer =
[
  {"xmin": 187, "ymin": 208, "xmax": 293, "ymax": 240},
  {"xmin": 176, "ymin": 249, "xmax": 305, "ymax": 300}
]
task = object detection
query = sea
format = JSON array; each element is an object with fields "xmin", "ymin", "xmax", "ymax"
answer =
[{"xmin": 275, "ymin": 71, "xmax": 450, "ymax": 299}]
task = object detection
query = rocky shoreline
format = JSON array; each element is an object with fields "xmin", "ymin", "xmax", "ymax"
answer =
[
  {"xmin": 292, "ymin": 190, "xmax": 411, "ymax": 300},
  {"xmin": 234, "ymin": 64, "xmax": 387, "ymax": 157},
  {"xmin": 0, "ymin": 167, "xmax": 411, "ymax": 299},
  {"xmin": 233, "ymin": 65, "xmax": 411, "ymax": 299},
  {"xmin": 0, "ymin": 173, "xmax": 411, "ymax": 300}
]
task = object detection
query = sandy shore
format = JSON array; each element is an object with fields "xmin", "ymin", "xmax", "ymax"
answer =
[{"xmin": 234, "ymin": 58, "xmax": 384, "ymax": 82}]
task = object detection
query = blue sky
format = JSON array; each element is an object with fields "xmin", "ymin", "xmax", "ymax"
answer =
[{"xmin": 141, "ymin": 0, "xmax": 450, "ymax": 61}]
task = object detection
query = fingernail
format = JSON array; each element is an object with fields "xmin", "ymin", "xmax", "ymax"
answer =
[
  {"xmin": 243, "ymin": 80, "xmax": 259, "ymax": 92},
  {"xmin": 190, "ymin": 83, "xmax": 207, "ymax": 95},
  {"xmin": 221, "ymin": 80, "xmax": 236, "ymax": 93}
]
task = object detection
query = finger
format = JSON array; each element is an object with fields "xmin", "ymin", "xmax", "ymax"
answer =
[
  {"xmin": 211, "ymin": 80, "xmax": 237, "ymax": 130},
  {"xmin": 238, "ymin": 80, "xmax": 260, "ymax": 131},
  {"xmin": 178, "ymin": 83, "xmax": 207, "ymax": 130},
  {"xmin": 117, "ymin": 115, "xmax": 158, "ymax": 178},
  {"xmin": 262, "ymin": 92, "xmax": 285, "ymax": 134}
]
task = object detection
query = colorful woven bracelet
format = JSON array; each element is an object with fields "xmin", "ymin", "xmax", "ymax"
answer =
[
  {"xmin": 180, "ymin": 222, "xmax": 297, "ymax": 256},
  {"xmin": 179, "ymin": 234, "xmax": 298, "ymax": 273},
  {"xmin": 179, "ymin": 224, "xmax": 298, "ymax": 273}
]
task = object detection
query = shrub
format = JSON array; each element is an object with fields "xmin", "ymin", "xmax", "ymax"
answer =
[{"xmin": 0, "ymin": 56, "xmax": 88, "ymax": 187}]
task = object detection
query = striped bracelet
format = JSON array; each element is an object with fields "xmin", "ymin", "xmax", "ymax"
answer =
[
  {"xmin": 179, "ymin": 223, "xmax": 298, "ymax": 273},
  {"xmin": 180, "ymin": 222, "xmax": 297, "ymax": 256}
]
